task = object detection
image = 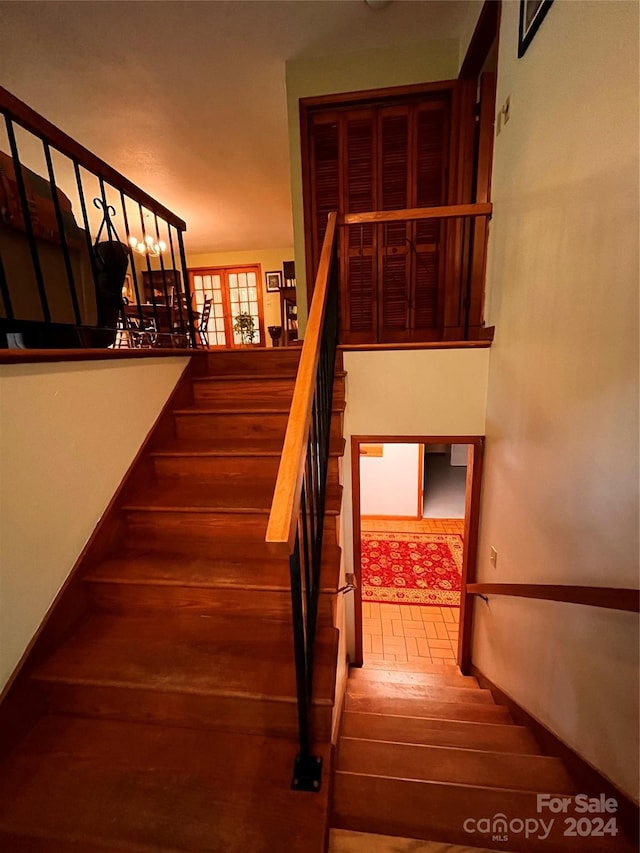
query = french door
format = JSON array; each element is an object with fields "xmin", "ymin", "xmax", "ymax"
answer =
[{"xmin": 190, "ymin": 265, "xmax": 265, "ymax": 348}]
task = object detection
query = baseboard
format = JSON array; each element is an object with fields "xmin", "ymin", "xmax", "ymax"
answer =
[{"xmin": 471, "ymin": 665, "xmax": 639, "ymax": 842}]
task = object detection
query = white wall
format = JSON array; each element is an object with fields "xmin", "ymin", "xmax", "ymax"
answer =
[
  {"xmin": 475, "ymin": 0, "xmax": 639, "ymax": 799},
  {"xmin": 360, "ymin": 443, "xmax": 421, "ymax": 518},
  {"xmin": 341, "ymin": 347, "xmax": 489, "ymax": 656},
  {"xmin": 0, "ymin": 357, "xmax": 188, "ymax": 692}
]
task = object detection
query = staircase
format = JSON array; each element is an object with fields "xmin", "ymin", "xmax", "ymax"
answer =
[
  {"xmin": 0, "ymin": 348, "xmax": 345, "ymax": 852},
  {"xmin": 332, "ymin": 663, "xmax": 635, "ymax": 852}
]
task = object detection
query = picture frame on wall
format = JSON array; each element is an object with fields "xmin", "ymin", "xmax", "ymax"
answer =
[
  {"xmin": 518, "ymin": 0, "xmax": 554, "ymax": 58},
  {"xmin": 265, "ymin": 270, "xmax": 283, "ymax": 292}
]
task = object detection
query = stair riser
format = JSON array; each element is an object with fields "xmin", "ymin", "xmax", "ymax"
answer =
[
  {"xmin": 333, "ymin": 774, "xmax": 623, "ymax": 853},
  {"xmin": 192, "ymin": 377, "xmax": 345, "ymax": 408},
  {"xmin": 344, "ymin": 694, "xmax": 511, "ymax": 723},
  {"xmin": 123, "ymin": 512, "xmax": 340, "ymax": 556},
  {"xmin": 193, "ymin": 377, "xmax": 296, "ymax": 408},
  {"xmin": 346, "ymin": 683, "xmax": 494, "ymax": 705},
  {"xmin": 86, "ymin": 583, "xmax": 336, "ymax": 626},
  {"xmin": 40, "ymin": 683, "xmax": 332, "ymax": 741},
  {"xmin": 152, "ymin": 455, "xmax": 340, "ymax": 487},
  {"xmin": 340, "ymin": 712, "xmax": 541, "ymax": 754},
  {"xmin": 204, "ymin": 350, "xmax": 301, "ymax": 375},
  {"xmin": 174, "ymin": 411, "xmax": 344, "ymax": 443},
  {"xmin": 337, "ymin": 739, "xmax": 574, "ymax": 793}
]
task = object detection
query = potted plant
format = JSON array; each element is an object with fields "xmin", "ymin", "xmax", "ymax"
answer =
[{"xmin": 233, "ymin": 311, "xmax": 256, "ymax": 345}]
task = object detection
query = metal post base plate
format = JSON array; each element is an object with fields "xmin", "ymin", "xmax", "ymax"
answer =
[{"xmin": 291, "ymin": 753, "xmax": 323, "ymax": 792}]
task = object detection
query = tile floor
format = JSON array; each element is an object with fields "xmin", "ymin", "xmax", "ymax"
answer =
[{"xmin": 361, "ymin": 517, "xmax": 463, "ymax": 667}]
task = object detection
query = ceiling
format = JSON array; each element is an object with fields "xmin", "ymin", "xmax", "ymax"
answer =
[{"xmin": 0, "ymin": 1, "xmax": 476, "ymax": 254}]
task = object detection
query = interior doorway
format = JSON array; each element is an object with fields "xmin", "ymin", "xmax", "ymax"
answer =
[{"xmin": 351, "ymin": 436, "xmax": 483, "ymax": 672}]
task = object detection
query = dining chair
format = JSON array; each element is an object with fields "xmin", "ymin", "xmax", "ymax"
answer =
[{"xmin": 197, "ymin": 297, "xmax": 212, "ymax": 347}]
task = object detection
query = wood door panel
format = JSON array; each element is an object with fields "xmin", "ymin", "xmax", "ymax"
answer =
[{"xmin": 303, "ymin": 83, "xmax": 470, "ymax": 344}]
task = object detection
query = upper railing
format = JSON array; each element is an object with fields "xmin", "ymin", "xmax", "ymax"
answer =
[
  {"xmin": 265, "ymin": 211, "xmax": 339, "ymax": 792},
  {"xmin": 0, "ymin": 85, "xmax": 197, "ymax": 349}
]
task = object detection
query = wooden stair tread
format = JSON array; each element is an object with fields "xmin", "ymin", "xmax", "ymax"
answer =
[
  {"xmin": 150, "ymin": 436, "xmax": 346, "ymax": 456},
  {"xmin": 359, "ymin": 659, "xmax": 468, "ymax": 676},
  {"xmin": 333, "ymin": 773, "xmax": 635, "ymax": 852},
  {"xmin": 123, "ymin": 481, "xmax": 342, "ymax": 512},
  {"xmin": 174, "ymin": 401, "xmax": 346, "ymax": 415},
  {"xmin": 341, "ymin": 711, "xmax": 541, "ymax": 754},
  {"xmin": 193, "ymin": 372, "xmax": 298, "ymax": 382},
  {"xmin": 337, "ymin": 737, "xmax": 575, "ymax": 792},
  {"xmin": 33, "ymin": 614, "xmax": 337, "ymax": 705},
  {"xmin": 349, "ymin": 667, "xmax": 477, "ymax": 688},
  {"xmin": 344, "ymin": 693, "xmax": 511, "ymax": 723},
  {"xmin": 0, "ymin": 715, "xmax": 330, "ymax": 853},
  {"xmin": 192, "ymin": 370, "xmax": 345, "ymax": 383},
  {"xmin": 85, "ymin": 549, "xmax": 339, "ymax": 592},
  {"xmin": 346, "ymin": 680, "xmax": 495, "ymax": 705}
]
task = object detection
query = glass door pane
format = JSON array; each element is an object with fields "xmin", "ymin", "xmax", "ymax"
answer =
[
  {"xmin": 228, "ymin": 270, "xmax": 261, "ymax": 345},
  {"xmin": 191, "ymin": 272, "xmax": 227, "ymax": 346}
]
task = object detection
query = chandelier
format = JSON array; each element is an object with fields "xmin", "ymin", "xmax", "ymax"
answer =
[{"xmin": 128, "ymin": 234, "xmax": 166, "ymax": 256}]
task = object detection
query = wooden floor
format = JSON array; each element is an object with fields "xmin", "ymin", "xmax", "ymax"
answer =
[{"xmin": 0, "ymin": 349, "xmax": 345, "ymax": 852}]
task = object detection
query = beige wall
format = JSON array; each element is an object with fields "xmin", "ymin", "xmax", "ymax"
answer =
[
  {"xmin": 475, "ymin": 0, "xmax": 639, "ymax": 799},
  {"xmin": 285, "ymin": 39, "xmax": 459, "ymax": 332},
  {"xmin": 361, "ymin": 443, "xmax": 422, "ymax": 518},
  {"xmin": 187, "ymin": 247, "xmax": 294, "ymax": 346},
  {"xmin": 0, "ymin": 357, "xmax": 188, "ymax": 692},
  {"xmin": 341, "ymin": 347, "xmax": 490, "ymax": 658}
]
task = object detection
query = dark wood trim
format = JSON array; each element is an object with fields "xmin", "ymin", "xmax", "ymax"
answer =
[
  {"xmin": 468, "ymin": 583, "xmax": 640, "ymax": 613},
  {"xmin": 0, "ymin": 85, "xmax": 185, "ymax": 229},
  {"xmin": 351, "ymin": 436, "xmax": 484, "ymax": 671},
  {"xmin": 338, "ymin": 341, "xmax": 491, "ymax": 352},
  {"xmin": 471, "ymin": 665, "xmax": 640, "ymax": 844},
  {"xmin": 350, "ymin": 436, "xmax": 364, "ymax": 667},
  {"xmin": 458, "ymin": 440, "xmax": 484, "ymax": 672},
  {"xmin": 353, "ymin": 435, "xmax": 484, "ymax": 446},
  {"xmin": 0, "ymin": 349, "xmax": 199, "ymax": 365},
  {"xmin": 299, "ymin": 80, "xmax": 457, "ymax": 111},
  {"xmin": 459, "ymin": 1, "xmax": 501, "ymax": 81},
  {"xmin": 340, "ymin": 202, "xmax": 492, "ymax": 226},
  {"xmin": 0, "ymin": 359, "xmax": 198, "ymax": 755}
]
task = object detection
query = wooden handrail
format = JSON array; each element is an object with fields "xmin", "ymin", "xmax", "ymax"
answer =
[
  {"xmin": 265, "ymin": 212, "xmax": 338, "ymax": 555},
  {"xmin": 467, "ymin": 583, "xmax": 640, "ymax": 613},
  {"xmin": 0, "ymin": 85, "xmax": 186, "ymax": 229},
  {"xmin": 340, "ymin": 202, "xmax": 492, "ymax": 226}
]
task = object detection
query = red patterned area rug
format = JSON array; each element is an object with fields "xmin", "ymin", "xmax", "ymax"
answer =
[{"xmin": 361, "ymin": 531, "xmax": 463, "ymax": 606}]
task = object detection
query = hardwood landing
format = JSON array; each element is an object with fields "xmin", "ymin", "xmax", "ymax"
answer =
[{"xmin": 0, "ymin": 347, "xmax": 344, "ymax": 852}]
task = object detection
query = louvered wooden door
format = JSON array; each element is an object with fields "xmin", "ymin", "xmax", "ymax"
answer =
[{"xmin": 307, "ymin": 89, "xmax": 455, "ymax": 344}]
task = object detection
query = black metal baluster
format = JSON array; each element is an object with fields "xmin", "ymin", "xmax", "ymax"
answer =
[
  {"xmin": 289, "ymin": 524, "xmax": 323, "ymax": 792},
  {"xmin": 42, "ymin": 142, "xmax": 81, "ymax": 327},
  {"xmin": 176, "ymin": 228, "xmax": 197, "ymax": 347},
  {"xmin": 167, "ymin": 225, "xmax": 186, "ymax": 342},
  {"xmin": 118, "ymin": 191, "xmax": 144, "ymax": 331},
  {"xmin": 137, "ymin": 204, "xmax": 160, "ymax": 339},
  {"xmin": 73, "ymin": 161, "xmax": 101, "ymax": 316},
  {"xmin": 0, "ymin": 246, "xmax": 14, "ymax": 324},
  {"xmin": 152, "ymin": 213, "xmax": 172, "ymax": 345},
  {"xmin": 5, "ymin": 117, "xmax": 49, "ymax": 322}
]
